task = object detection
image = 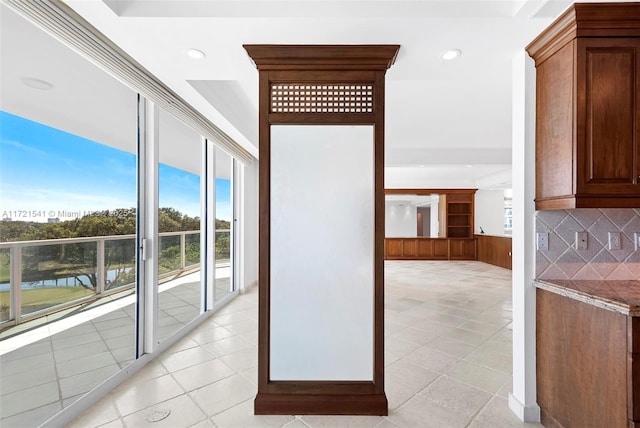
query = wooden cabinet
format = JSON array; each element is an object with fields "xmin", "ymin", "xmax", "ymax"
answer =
[
  {"xmin": 384, "ymin": 238, "xmax": 474, "ymax": 260},
  {"xmin": 526, "ymin": 4, "xmax": 640, "ymax": 209},
  {"xmin": 445, "ymin": 193, "xmax": 474, "ymax": 238},
  {"xmin": 536, "ymin": 286, "xmax": 640, "ymax": 427},
  {"xmin": 476, "ymin": 235, "xmax": 512, "ymax": 269},
  {"xmin": 448, "ymin": 238, "xmax": 476, "ymax": 260}
]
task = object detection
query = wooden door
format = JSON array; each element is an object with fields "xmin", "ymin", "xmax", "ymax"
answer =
[{"xmin": 577, "ymin": 38, "xmax": 640, "ymax": 196}]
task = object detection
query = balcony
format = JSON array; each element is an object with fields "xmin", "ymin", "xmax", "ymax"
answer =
[
  {"xmin": 0, "ymin": 230, "xmax": 232, "ymax": 328},
  {"xmin": 0, "ymin": 230, "xmax": 233, "ymax": 425}
]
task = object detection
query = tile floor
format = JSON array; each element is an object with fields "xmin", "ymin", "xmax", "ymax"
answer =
[
  {"xmin": 0, "ymin": 270, "xmax": 233, "ymax": 427},
  {"xmin": 62, "ymin": 261, "xmax": 543, "ymax": 428}
]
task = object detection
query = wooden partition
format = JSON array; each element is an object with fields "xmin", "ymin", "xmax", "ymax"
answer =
[
  {"xmin": 384, "ymin": 189, "xmax": 477, "ymax": 260},
  {"xmin": 385, "ymin": 238, "xmax": 476, "ymax": 260},
  {"xmin": 476, "ymin": 234, "xmax": 512, "ymax": 269},
  {"xmin": 245, "ymin": 45, "xmax": 399, "ymax": 416}
]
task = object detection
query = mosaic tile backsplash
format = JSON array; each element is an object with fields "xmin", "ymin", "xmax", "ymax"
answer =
[{"xmin": 536, "ymin": 208, "xmax": 640, "ymax": 280}]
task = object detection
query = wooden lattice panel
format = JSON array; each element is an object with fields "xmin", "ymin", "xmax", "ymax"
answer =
[{"xmin": 271, "ymin": 84, "xmax": 374, "ymax": 113}]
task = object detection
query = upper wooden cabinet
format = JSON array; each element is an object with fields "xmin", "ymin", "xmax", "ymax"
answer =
[{"xmin": 527, "ymin": 3, "xmax": 640, "ymax": 209}]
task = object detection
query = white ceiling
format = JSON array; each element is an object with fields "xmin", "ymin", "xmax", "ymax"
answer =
[{"xmin": 6, "ymin": 0, "xmax": 634, "ymax": 188}]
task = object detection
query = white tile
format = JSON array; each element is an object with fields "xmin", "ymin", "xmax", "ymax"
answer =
[
  {"xmin": 189, "ymin": 374, "xmax": 256, "ymax": 416},
  {"xmin": 420, "ymin": 376, "xmax": 491, "ymax": 421},
  {"xmin": 188, "ymin": 418, "xmax": 216, "ymax": 428},
  {"xmin": 190, "ymin": 326, "xmax": 235, "ymax": 345},
  {"xmin": 385, "ymin": 336, "xmax": 421, "ymax": 358},
  {"xmin": 54, "ymin": 340, "xmax": 109, "ymax": 363},
  {"xmin": 172, "ymin": 358, "xmax": 236, "ymax": 392},
  {"xmin": 59, "ymin": 364, "xmax": 120, "ymax": 399},
  {"xmin": 284, "ymin": 418, "xmax": 312, "ymax": 428},
  {"xmin": 0, "ymin": 401, "xmax": 62, "ymax": 428},
  {"xmin": 391, "ymin": 327, "xmax": 438, "ymax": 346},
  {"xmin": 302, "ymin": 415, "xmax": 385, "ymax": 427},
  {"xmin": 51, "ymin": 331, "xmax": 104, "ymax": 351},
  {"xmin": 0, "ymin": 340, "xmax": 52, "ymax": 362},
  {"xmin": 131, "ymin": 361, "xmax": 169, "ymax": 383},
  {"xmin": 122, "ymin": 394, "xmax": 207, "ymax": 427},
  {"xmin": 0, "ymin": 351, "xmax": 55, "ymax": 376},
  {"xmin": 464, "ymin": 347, "xmax": 512, "ymax": 374},
  {"xmin": 238, "ymin": 365, "xmax": 258, "ymax": 387},
  {"xmin": 385, "ymin": 359, "xmax": 439, "ymax": 410},
  {"xmin": 203, "ymin": 335, "xmax": 253, "ymax": 357},
  {"xmin": 56, "ymin": 350, "xmax": 117, "ymax": 378},
  {"xmin": 404, "ymin": 346, "xmax": 458, "ymax": 374},
  {"xmin": 425, "ymin": 336, "xmax": 478, "ymax": 359},
  {"xmin": 446, "ymin": 360, "xmax": 510, "ymax": 393},
  {"xmin": 211, "ymin": 398, "xmax": 294, "ymax": 427},
  {"xmin": 113, "ymin": 374, "xmax": 185, "ymax": 416},
  {"xmin": 0, "ymin": 363, "xmax": 57, "ymax": 395},
  {"xmin": 67, "ymin": 395, "xmax": 120, "ymax": 428},
  {"xmin": 387, "ymin": 395, "xmax": 469, "ymax": 428},
  {"xmin": 219, "ymin": 348, "xmax": 258, "ymax": 372},
  {"xmin": 0, "ymin": 381, "xmax": 60, "ymax": 418},
  {"xmin": 159, "ymin": 346, "xmax": 217, "ymax": 372}
]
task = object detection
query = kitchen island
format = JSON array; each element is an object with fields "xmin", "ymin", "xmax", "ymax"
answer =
[{"xmin": 535, "ymin": 279, "xmax": 640, "ymax": 428}]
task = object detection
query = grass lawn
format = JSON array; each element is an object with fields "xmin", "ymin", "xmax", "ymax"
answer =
[
  {"xmin": 0, "ymin": 270, "xmax": 8, "ymax": 284},
  {"xmin": 0, "ymin": 286, "xmax": 95, "ymax": 312}
]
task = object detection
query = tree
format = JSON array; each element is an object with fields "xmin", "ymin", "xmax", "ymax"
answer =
[{"xmin": 0, "ymin": 207, "xmax": 208, "ymax": 292}]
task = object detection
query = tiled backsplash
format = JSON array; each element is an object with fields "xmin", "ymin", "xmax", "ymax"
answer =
[{"xmin": 536, "ymin": 209, "xmax": 640, "ymax": 280}]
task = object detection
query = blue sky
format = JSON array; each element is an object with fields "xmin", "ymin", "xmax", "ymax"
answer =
[{"xmin": 0, "ymin": 111, "xmax": 231, "ymax": 222}]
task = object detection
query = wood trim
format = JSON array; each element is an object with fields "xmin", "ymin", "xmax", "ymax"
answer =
[
  {"xmin": 629, "ymin": 318, "xmax": 640, "ymax": 422},
  {"xmin": 243, "ymin": 45, "xmax": 400, "ymax": 70},
  {"xmin": 373, "ymin": 70, "xmax": 386, "ymax": 396},
  {"xmin": 385, "ymin": 188, "xmax": 477, "ymax": 195},
  {"xmin": 527, "ymin": 3, "xmax": 640, "ymax": 65},
  {"xmin": 262, "ymin": 381, "xmax": 375, "ymax": 395},
  {"xmin": 257, "ymin": 70, "xmax": 271, "ymax": 394},
  {"xmin": 254, "ymin": 394, "xmax": 388, "ymax": 415},
  {"xmin": 268, "ymin": 113, "xmax": 376, "ymax": 125},
  {"xmin": 246, "ymin": 45, "xmax": 398, "ymax": 415},
  {"xmin": 536, "ymin": 195, "xmax": 640, "ymax": 210}
]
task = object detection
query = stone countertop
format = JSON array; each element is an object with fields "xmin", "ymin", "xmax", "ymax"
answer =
[{"xmin": 535, "ymin": 279, "xmax": 640, "ymax": 316}]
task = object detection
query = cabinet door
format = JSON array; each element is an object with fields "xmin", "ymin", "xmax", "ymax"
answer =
[
  {"xmin": 577, "ymin": 38, "xmax": 640, "ymax": 195},
  {"xmin": 449, "ymin": 239, "xmax": 476, "ymax": 260}
]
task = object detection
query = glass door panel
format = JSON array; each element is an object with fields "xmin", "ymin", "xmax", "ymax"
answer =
[{"xmin": 156, "ymin": 108, "xmax": 203, "ymax": 343}]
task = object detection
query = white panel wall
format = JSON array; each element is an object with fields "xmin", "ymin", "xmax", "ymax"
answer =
[
  {"xmin": 474, "ymin": 189, "xmax": 506, "ymax": 235},
  {"xmin": 385, "ymin": 202, "xmax": 417, "ymax": 237},
  {"xmin": 270, "ymin": 125, "xmax": 374, "ymax": 381}
]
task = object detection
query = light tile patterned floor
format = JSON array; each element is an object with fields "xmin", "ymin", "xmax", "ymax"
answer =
[
  {"xmin": 65, "ymin": 261, "xmax": 543, "ymax": 428},
  {"xmin": 0, "ymin": 270, "xmax": 233, "ymax": 427}
]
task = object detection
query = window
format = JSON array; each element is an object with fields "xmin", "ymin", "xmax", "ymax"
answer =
[{"xmin": 504, "ymin": 190, "xmax": 513, "ymax": 235}]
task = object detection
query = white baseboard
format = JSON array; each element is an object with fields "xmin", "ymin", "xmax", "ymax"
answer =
[
  {"xmin": 508, "ymin": 393, "xmax": 541, "ymax": 422},
  {"xmin": 241, "ymin": 280, "xmax": 258, "ymax": 294}
]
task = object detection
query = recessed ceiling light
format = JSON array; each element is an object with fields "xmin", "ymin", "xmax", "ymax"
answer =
[
  {"xmin": 186, "ymin": 48, "xmax": 206, "ymax": 60},
  {"xmin": 466, "ymin": 164, "xmax": 473, "ymax": 168},
  {"xmin": 21, "ymin": 77, "xmax": 53, "ymax": 90},
  {"xmin": 419, "ymin": 165, "xmax": 425, "ymax": 168},
  {"xmin": 441, "ymin": 49, "xmax": 461, "ymax": 60}
]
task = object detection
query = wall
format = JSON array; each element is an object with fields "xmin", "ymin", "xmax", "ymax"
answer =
[
  {"xmin": 474, "ymin": 189, "xmax": 505, "ymax": 235},
  {"xmin": 385, "ymin": 202, "xmax": 417, "ymax": 237},
  {"xmin": 536, "ymin": 208, "xmax": 640, "ymax": 280}
]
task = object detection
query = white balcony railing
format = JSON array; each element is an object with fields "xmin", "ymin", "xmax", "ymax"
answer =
[{"xmin": 0, "ymin": 230, "xmax": 230, "ymax": 328}]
